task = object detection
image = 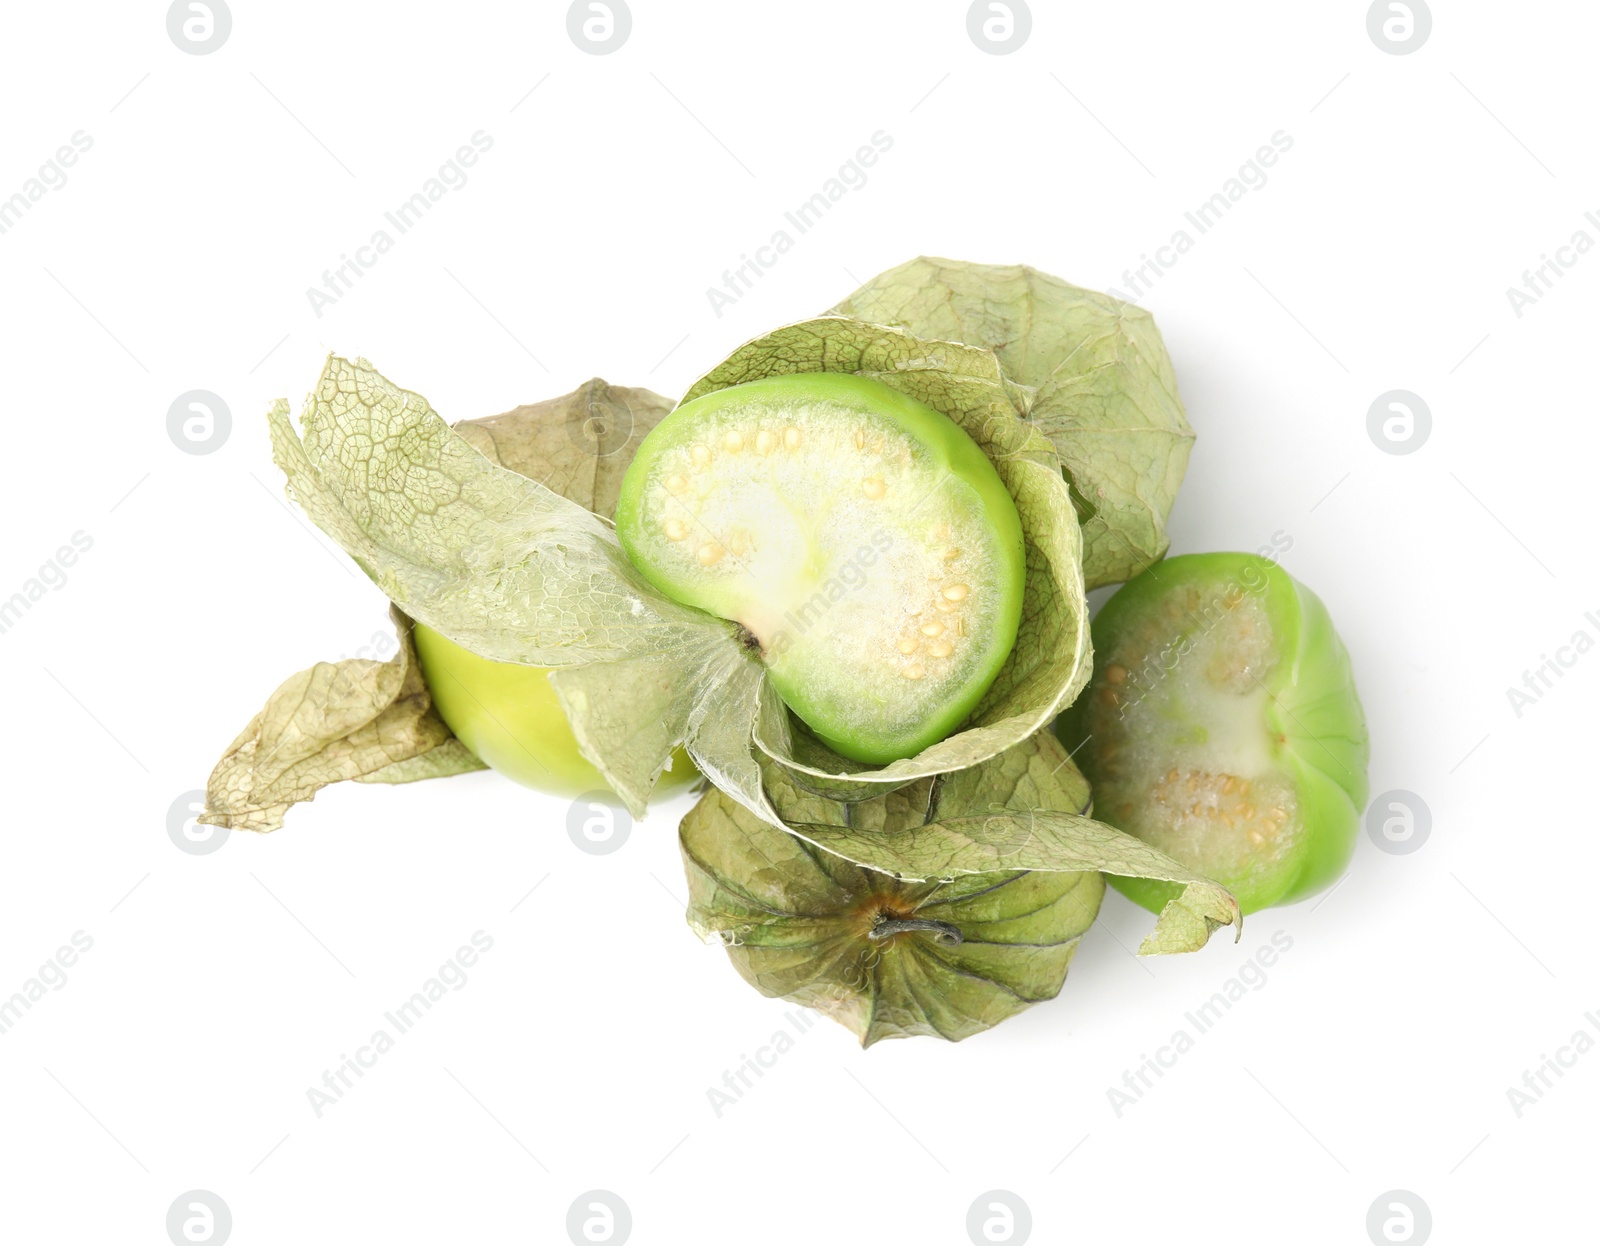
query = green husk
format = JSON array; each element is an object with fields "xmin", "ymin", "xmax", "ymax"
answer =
[
  {"xmin": 682, "ymin": 730, "xmax": 1239, "ymax": 1045},
  {"xmin": 831, "ymin": 257, "xmax": 1193, "ymax": 589},
  {"xmin": 453, "ymin": 378, "xmax": 673, "ymax": 521}
]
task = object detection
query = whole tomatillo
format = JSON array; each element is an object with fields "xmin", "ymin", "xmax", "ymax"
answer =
[{"xmin": 413, "ymin": 623, "xmax": 698, "ymax": 803}]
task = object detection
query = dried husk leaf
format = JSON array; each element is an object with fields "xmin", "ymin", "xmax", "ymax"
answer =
[
  {"xmin": 251, "ymin": 355, "xmax": 782, "ymax": 823},
  {"xmin": 201, "ymin": 605, "xmax": 484, "ymax": 833},
  {"xmin": 453, "ymin": 378, "xmax": 673, "ymax": 521}
]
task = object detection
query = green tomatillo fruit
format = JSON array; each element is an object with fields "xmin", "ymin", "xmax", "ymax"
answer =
[
  {"xmin": 1058, "ymin": 552, "xmax": 1368, "ymax": 914},
  {"xmin": 413, "ymin": 623, "xmax": 698, "ymax": 802},
  {"xmin": 616, "ymin": 373, "xmax": 1027, "ymax": 766}
]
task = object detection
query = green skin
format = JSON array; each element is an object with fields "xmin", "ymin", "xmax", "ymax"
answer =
[
  {"xmin": 413, "ymin": 624, "xmax": 699, "ymax": 802},
  {"xmin": 614, "ymin": 373, "xmax": 1026, "ymax": 765},
  {"xmin": 1058, "ymin": 553, "xmax": 1369, "ymax": 914}
]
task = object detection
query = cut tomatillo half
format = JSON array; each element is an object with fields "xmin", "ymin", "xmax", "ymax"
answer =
[
  {"xmin": 615, "ymin": 373, "xmax": 1026, "ymax": 766},
  {"xmin": 1058, "ymin": 552, "xmax": 1369, "ymax": 915}
]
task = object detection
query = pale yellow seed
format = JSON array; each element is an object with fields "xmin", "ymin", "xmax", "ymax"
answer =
[
  {"xmin": 664, "ymin": 518, "xmax": 688, "ymax": 541},
  {"xmin": 943, "ymin": 548, "xmax": 960, "ymax": 561},
  {"xmin": 861, "ymin": 476, "xmax": 886, "ymax": 500},
  {"xmin": 666, "ymin": 474, "xmax": 689, "ymax": 495},
  {"xmin": 941, "ymin": 583, "xmax": 970, "ymax": 602},
  {"xmin": 722, "ymin": 430, "xmax": 744, "ymax": 452},
  {"xmin": 897, "ymin": 637, "xmax": 919, "ymax": 655},
  {"xmin": 690, "ymin": 445, "xmax": 712, "ymax": 468},
  {"xmin": 935, "ymin": 600, "xmax": 959, "ymax": 613},
  {"xmin": 927, "ymin": 639, "xmax": 954, "ymax": 658},
  {"xmin": 755, "ymin": 429, "xmax": 777, "ymax": 455},
  {"xmin": 854, "ymin": 428, "xmax": 867, "ymax": 450},
  {"xmin": 902, "ymin": 662, "xmax": 926, "ymax": 680},
  {"xmin": 783, "ymin": 426, "xmax": 801, "ymax": 450},
  {"xmin": 919, "ymin": 622, "xmax": 944, "ymax": 638},
  {"xmin": 696, "ymin": 543, "xmax": 724, "ymax": 566}
]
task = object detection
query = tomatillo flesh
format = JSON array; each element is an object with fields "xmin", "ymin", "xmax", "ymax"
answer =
[
  {"xmin": 615, "ymin": 373, "xmax": 1026, "ymax": 766},
  {"xmin": 1058, "ymin": 553, "xmax": 1368, "ymax": 914}
]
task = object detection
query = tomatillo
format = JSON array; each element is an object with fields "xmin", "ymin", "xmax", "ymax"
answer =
[
  {"xmin": 1058, "ymin": 552, "xmax": 1368, "ymax": 914},
  {"xmin": 413, "ymin": 624, "xmax": 699, "ymax": 802},
  {"xmin": 615, "ymin": 373, "xmax": 1026, "ymax": 766}
]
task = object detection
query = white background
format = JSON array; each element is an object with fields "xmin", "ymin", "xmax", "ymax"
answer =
[{"xmin": 0, "ymin": 1, "xmax": 1593, "ymax": 1243}]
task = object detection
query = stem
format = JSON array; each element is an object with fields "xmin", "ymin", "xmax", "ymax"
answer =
[{"xmin": 867, "ymin": 917, "xmax": 963, "ymax": 946}]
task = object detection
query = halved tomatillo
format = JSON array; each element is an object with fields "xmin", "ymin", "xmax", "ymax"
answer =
[
  {"xmin": 1058, "ymin": 553, "xmax": 1369, "ymax": 914},
  {"xmin": 615, "ymin": 373, "xmax": 1026, "ymax": 765}
]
